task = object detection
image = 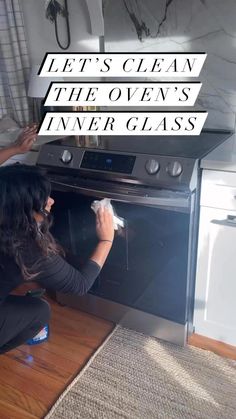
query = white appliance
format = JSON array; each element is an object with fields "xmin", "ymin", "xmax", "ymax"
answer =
[{"xmin": 194, "ymin": 170, "xmax": 236, "ymax": 346}]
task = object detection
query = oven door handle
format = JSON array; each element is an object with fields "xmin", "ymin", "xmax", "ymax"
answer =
[{"xmin": 51, "ymin": 180, "xmax": 190, "ymax": 210}]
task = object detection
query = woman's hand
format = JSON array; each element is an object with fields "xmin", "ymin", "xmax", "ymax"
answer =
[
  {"xmin": 0, "ymin": 125, "xmax": 38, "ymax": 165},
  {"xmin": 13, "ymin": 124, "xmax": 38, "ymax": 154},
  {"xmin": 90, "ymin": 208, "xmax": 115, "ymax": 268},
  {"xmin": 95, "ymin": 207, "xmax": 114, "ymax": 242}
]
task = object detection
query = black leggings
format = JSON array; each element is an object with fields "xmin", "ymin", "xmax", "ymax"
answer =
[{"xmin": 0, "ymin": 295, "xmax": 51, "ymax": 354}]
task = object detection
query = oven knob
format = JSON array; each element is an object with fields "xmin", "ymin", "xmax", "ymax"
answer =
[
  {"xmin": 166, "ymin": 161, "xmax": 183, "ymax": 177},
  {"xmin": 145, "ymin": 159, "xmax": 160, "ymax": 175},
  {"xmin": 61, "ymin": 150, "xmax": 73, "ymax": 164}
]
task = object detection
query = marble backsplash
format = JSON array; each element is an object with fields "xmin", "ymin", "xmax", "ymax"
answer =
[{"xmin": 104, "ymin": 0, "xmax": 236, "ymax": 131}]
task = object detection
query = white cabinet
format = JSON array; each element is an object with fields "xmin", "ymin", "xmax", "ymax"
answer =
[{"xmin": 194, "ymin": 170, "xmax": 236, "ymax": 346}]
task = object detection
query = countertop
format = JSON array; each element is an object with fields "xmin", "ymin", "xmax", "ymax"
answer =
[
  {"xmin": 201, "ymin": 133, "xmax": 236, "ymax": 171},
  {"xmin": 0, "ymin": 132, "xmax": 58, "ymax": 149},
  {"xmin": 0, "ymin": 133, "xmax": 58, "ymax": 166}
]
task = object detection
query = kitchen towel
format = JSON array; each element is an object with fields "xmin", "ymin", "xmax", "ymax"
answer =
[{"xmin": 91, "ymin": 198, "xmax": 124, "ymax": 230}]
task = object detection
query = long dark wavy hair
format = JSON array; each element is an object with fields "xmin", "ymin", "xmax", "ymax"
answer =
[{"xmin": 0, "ymin": 164, "xmax": 61, "ymax": 280}]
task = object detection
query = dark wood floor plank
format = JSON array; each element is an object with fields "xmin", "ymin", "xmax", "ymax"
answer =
[
  {"xmin": 13, "ymin": 345, "xmax": 79, "ymax": 374},
  {"xmin": 51, "ymin": 303, "xmax": 114, "ymax": 340},
  {"xmin": 35, "ymin": 334, "xmax": 101, "ymax": 365},
  {"xmin": 6, "ymin": 348, "xmax": 71, "ymax": 382},
  {"xmin": 188, "ymin": 333, "xmax": 236, "ymax": 360},
  {"xmin": 0, "ymin": 381, "xmax": 44, "ymax": 418},
  {"xmin": 0, "ymin": 399, "xmax": 37, "ymax": 419},
  {"xmin": 0, "ymin": 355, "xmax": 64, "ymax": 390},
  {"xmin": 0, "ymin": 364, "xmax": 59, "ymax": 405}
]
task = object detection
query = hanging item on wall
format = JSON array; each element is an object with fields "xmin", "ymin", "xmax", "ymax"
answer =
[{"xmin": 45, "ymin": 0, "xmax": 71, "ymax": 50}]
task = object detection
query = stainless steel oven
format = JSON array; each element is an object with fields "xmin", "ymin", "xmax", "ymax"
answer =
[{"xmin": 36, "ymin": 131, "xmax": 231, "ymax": 345}]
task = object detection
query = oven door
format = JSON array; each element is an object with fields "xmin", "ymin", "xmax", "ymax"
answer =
[{"xmin": 49, "ymin": 176, "xmax": 195, "ymax": 328}]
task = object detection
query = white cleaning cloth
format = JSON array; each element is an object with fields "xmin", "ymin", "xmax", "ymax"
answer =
[{"xmin": 91, "ymin": 198, "xmax": 124, "ymax": 230}]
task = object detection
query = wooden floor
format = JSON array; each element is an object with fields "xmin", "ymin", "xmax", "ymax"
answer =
[
  {"xmin": 0, "ymin": 290, "xmax": 235, "ymax": 418},
  {"xmin": 188, "ymin": 332, "xmax": 236, "ymax": 361},
  {"xmin": 0, "ymin": 294, "xmax": 114, "ymax": 418}
]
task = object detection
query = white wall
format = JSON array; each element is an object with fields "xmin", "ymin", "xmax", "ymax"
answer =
[
  {"xmin": 21, "ymin": 0, "xmax": 101, "ymax": 66},
  {"xmin": 21, "ymin": 0, "xmax": 236, "ymax": 132},
  {"xmin": 104, "ymin": 0, "xmax": 236, "ymax": 131}
]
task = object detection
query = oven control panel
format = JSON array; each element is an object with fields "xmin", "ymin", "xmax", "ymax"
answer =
[
  {"xmin": 80, "ymin": 151, "xmax": 136, "ymax": 174},
  {"xmin": 37, "ymin": 144, "xmax": 197, "ymax": 191}
]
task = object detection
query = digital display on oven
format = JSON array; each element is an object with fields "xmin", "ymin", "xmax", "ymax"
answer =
[{"xmin": 80, "ymin": 151, "xmax": 136, "ymax": 174}]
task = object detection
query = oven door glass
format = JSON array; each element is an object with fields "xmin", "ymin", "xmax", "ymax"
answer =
[{"xmin": 51, "ymin": 189, "xmax": 190, "ymax": 325}]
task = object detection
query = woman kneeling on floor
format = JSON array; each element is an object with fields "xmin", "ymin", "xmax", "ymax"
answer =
[{"xmin": 0, "ymin": 164, "xmax": 114, "ymax": 353}]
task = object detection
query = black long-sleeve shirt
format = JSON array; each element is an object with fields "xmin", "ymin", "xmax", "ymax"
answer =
[{"xmin": 0, "ymin": 246, "xmax": 101, "ymax": 304}]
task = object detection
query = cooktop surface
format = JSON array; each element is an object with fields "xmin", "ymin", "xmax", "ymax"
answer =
[{"xmin": 48, "ymin": 129, "xmax": 232, "ymax": 159}]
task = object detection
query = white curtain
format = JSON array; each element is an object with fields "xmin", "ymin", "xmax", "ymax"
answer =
[{"xmin": 0, "ymin": 0, "xmax": 32, "ymax": 126}]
